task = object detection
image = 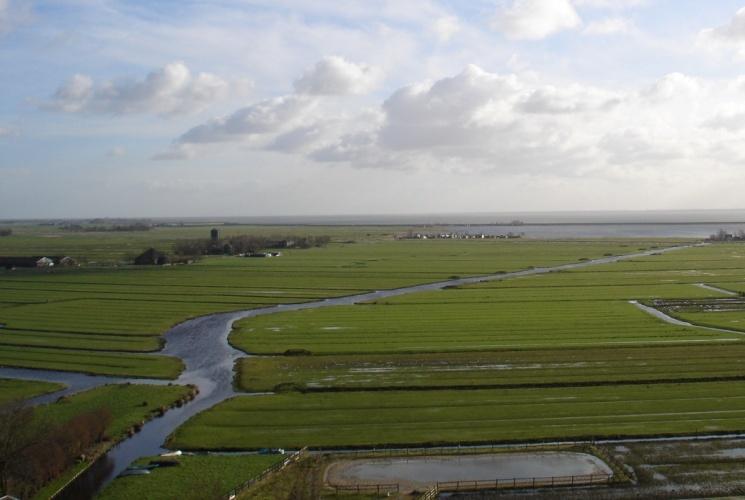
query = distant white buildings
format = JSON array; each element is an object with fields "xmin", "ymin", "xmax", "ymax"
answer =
[
  {"xmin": 396, "ymin": 231, "xmax": 522, "ymax": 240},
  {"xmin": 35, "ymin": 257, "xmax": 55, "ymax": 267}
]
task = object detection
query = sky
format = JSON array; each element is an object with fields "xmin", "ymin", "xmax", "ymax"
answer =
[{"xmin": 4, "ymin": 1, "xmax": 745, "ymax": 218}]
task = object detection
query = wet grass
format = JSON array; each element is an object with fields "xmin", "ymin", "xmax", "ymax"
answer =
[
  {"xmin": 230, "ymin": 298, "xmax": 737, "ymax": 355},
  {"xmin": 169, "ymin": 380, "xmax": 745, "ymax": 450},
  {"xmin": 97, "ymin": 454, "xmax": 282, "ymax": 500},
  {"xmin": 236, "ymin": 343, "xmax": 745, "ymax": 392},
  {"xmin": 0, "ymin": 378, "xmax": 64, "ymax": 404}
]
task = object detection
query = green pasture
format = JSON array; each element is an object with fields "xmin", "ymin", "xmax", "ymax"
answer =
[
  {"xmin": 0, "ymin": 378, "xmax": 64, "ymax": 404},
  {"xmin": 0, "ymin": 224, "xmax": 397, "ymax": 263},
  {"xmin": 229, "ymin": 296, "xmax": 738, "ymax": 355},
  {"xmin": 169, "ymin": 381, "xmax": 745, "ymax": 450},
  {"xmin": 0, "ymin": 236, "xmax": 673, "ymax": 377},
  {"xmin": 0, "ymin": 346, "xmax": 183, "ymax": 378},
  {"xmin": 98, "ymin": 454, "xmax": 281, "ymax": 500},
  {"xmin": 236, "ymin": 343, "xmax": 745, "ymax": 392},
  {"xmin": 229, "ymin": 244, "xmax": 745, "ymax": 356}
]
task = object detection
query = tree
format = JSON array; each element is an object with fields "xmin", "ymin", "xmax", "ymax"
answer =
[{"xmin": 0, "ymin": 403, "xmax": 35, "ymax": 494}]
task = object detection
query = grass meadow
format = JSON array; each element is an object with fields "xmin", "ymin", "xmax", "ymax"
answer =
[
  {"xmin": 237, "ymin": 343, "xmax": 745, "ymax": 392},
  {"xmin": 169, "ymin": 381, "xmax": 745, "ymax": 450},
  {"xmin": 0, "ymin": 378, "xmax": 64, "ymax": 404},
  {"xmin": 166, "ymin": 243, "xmax": 745, "ymax": 452},
  {"xmin": 97, "ymin": 454, "xmax": 281, "ymax": 500},
  {"xmin": 13, "ymin": 226, "xmax": 745, "ymax": 481},
  {"xmin": 0, "ymin": 229, "xmax": 671, "ymax": 378}
]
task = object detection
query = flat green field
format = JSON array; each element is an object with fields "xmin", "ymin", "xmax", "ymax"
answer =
[
  {"xmin": 0, "ymin": 378, "xmax": 64, "ymax": 404},
  {"xmin": 169, "ymin": 381, "xmax": 745, "ymax": 449},
  {"xmin": 237, "ymin": 343, "xmax": 745, "ymax": 392},
  {"xmin": 230, "ymin": 246, "xmax": 745, "ymax": 356},
  {"xmin": 172, "ymin": 243, "xmax": 745, "ymax": 452},
  {"xmin": 230, "ymin": 298, "xmax": 735, "ymax": 355},
  {"xmin": 97, "ymin": 454, "xmax": 282, "ymax": 500},
  {"xmin": 0, "ymin": 234, "xmax": 672, "ymax": 377},
  {"xmin": 0, "ymin": 345, "xmax": 183, "ymax": 378}
]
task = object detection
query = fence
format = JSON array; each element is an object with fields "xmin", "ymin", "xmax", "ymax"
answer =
[
  {"xmin": 436, "ymin": 473, "xmax": 613, "ymax": 492},
  {"xmin": 417, "ymin": 485, "xmax": 439, "ymax": 500},
  {"xmin": 330, "ymin": 483, "xmax": 400, "ymax": 495},
  {"xmin": 336, "ymin": 442, "xmax": 575, "ymax": 459},
  {"xmin": 225, "ymin": 447, "xmax": 308, "ymax": 499}
]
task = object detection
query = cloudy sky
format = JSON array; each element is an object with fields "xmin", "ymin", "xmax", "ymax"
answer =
[{"xmin": 4, "ymin": 1, "xmax": 745, "ymax": 218}]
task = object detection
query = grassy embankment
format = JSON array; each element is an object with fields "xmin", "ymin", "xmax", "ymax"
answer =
[
  {"xmin": 166, "ymin": 244, "xmax": 745, "ymax": 449},
  {"xmin": 31, "ymin": 383, "xmax": 194, "ymax": 499}
]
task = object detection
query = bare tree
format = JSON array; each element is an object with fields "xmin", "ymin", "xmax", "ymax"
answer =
[{"xmin": 0, "ymin": 403, "xmax": 35, "ymax": 494}]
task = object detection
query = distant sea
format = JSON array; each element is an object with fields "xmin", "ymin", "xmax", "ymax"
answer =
[{"xmin": 153, "ymin": 210, "xmax": 745, "ymax": 238}]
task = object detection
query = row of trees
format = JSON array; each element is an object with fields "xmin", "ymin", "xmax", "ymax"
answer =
[
  {"xmin": 709, "ymin": 229, "xmax": 745, "ymax": 241},
  {"xmin": 0, "ymin": 229, "xmax": 11, "ymax": 237},
  {"xmin": 0, "ymin": 403, "xmax": 112, "ymax": 498},
  {"xmin": 173, "ymin": 234, "xmax": 331, "ymax": 256},
  {"xmin": 61, "ymin": 223, "xmax": 151, "ymax": 232}
]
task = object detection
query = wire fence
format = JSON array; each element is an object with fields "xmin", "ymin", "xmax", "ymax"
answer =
[
  {"xmin": 332, "ymin": 441, "xmax": 576, "ymax": 459},
  {"xmin": 437, "ymin": 473, "xmax": 613, "ymax": 492},
  {"xmin": 225, "ymin": 447, "xmax": 307, "ymax": 499},
  {"xmin": 329, "ymin": 483, "xmax": 400, "ymax": 495}
]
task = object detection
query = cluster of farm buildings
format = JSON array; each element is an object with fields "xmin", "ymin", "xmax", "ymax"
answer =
[{"xmin": 0, "ymin": 256, "xmax": 78, "ymax": 270}]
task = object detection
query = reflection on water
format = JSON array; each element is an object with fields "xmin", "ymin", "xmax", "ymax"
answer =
[
  {"xmin": 56, "ymin": 456, "xmax": 114, "ymax": 500},
  {"xmin": 452, "ymin": 223, "xmax": 745, "ymax": 238},
  {"xmin": 326, "ymin": 452, "xmax": 613, "ymax": 488}
]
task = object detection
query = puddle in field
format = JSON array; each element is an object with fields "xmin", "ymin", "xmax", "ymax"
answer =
[
  {"xmin": 715, "ymin": 448, "xmax": 745, "ymax": 459},
  {"xmin": 326, "ymin": 452, "xmax": 613, "ymax": 490}
]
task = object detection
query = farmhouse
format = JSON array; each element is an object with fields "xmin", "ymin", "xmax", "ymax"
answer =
[
  {"xmin": 59, "ymin": 256, "xmax": 79, "ymax": 267},
  {"xmin": 36, "ymin": 257, "xmax": 55, "ymax": 267},
  {"xmin": 246, "ymin": 252, "xmax": 282, "ymax": 258},
  {"xmin": 0, "ymin": 255, "xmax": 73, "ymax": 269}
]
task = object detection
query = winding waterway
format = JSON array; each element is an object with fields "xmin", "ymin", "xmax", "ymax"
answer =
[{"xmin": 0, "ymin": 243, "xmax": 701, "ymax": 498}]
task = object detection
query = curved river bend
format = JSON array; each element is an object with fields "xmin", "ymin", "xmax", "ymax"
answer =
[{"xmin": 0, "ymin": 244, "xmax": 697, "ymax": 498}]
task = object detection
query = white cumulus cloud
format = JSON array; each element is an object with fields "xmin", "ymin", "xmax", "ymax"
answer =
[
  {"xmin": 293, "ymin": 56, "xmax": 381, "ymax": 96},
  {"xmin": 43, "ymin": 62, "xmax": 240, "ymax": 116},
  {"xmin": 162, "ymin": 63, "xmax": 745, "ymax": 184},
  {"xmin": 177, "ymin": 95, "xmax": 317, "ymax": 144},
  {"xmin": 699, "ymin": 7, "xmax": 745, "ymax": 58},
  {"xmin": 492, "ymin": 0, "xmax": 581, "ymax": 40}
]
